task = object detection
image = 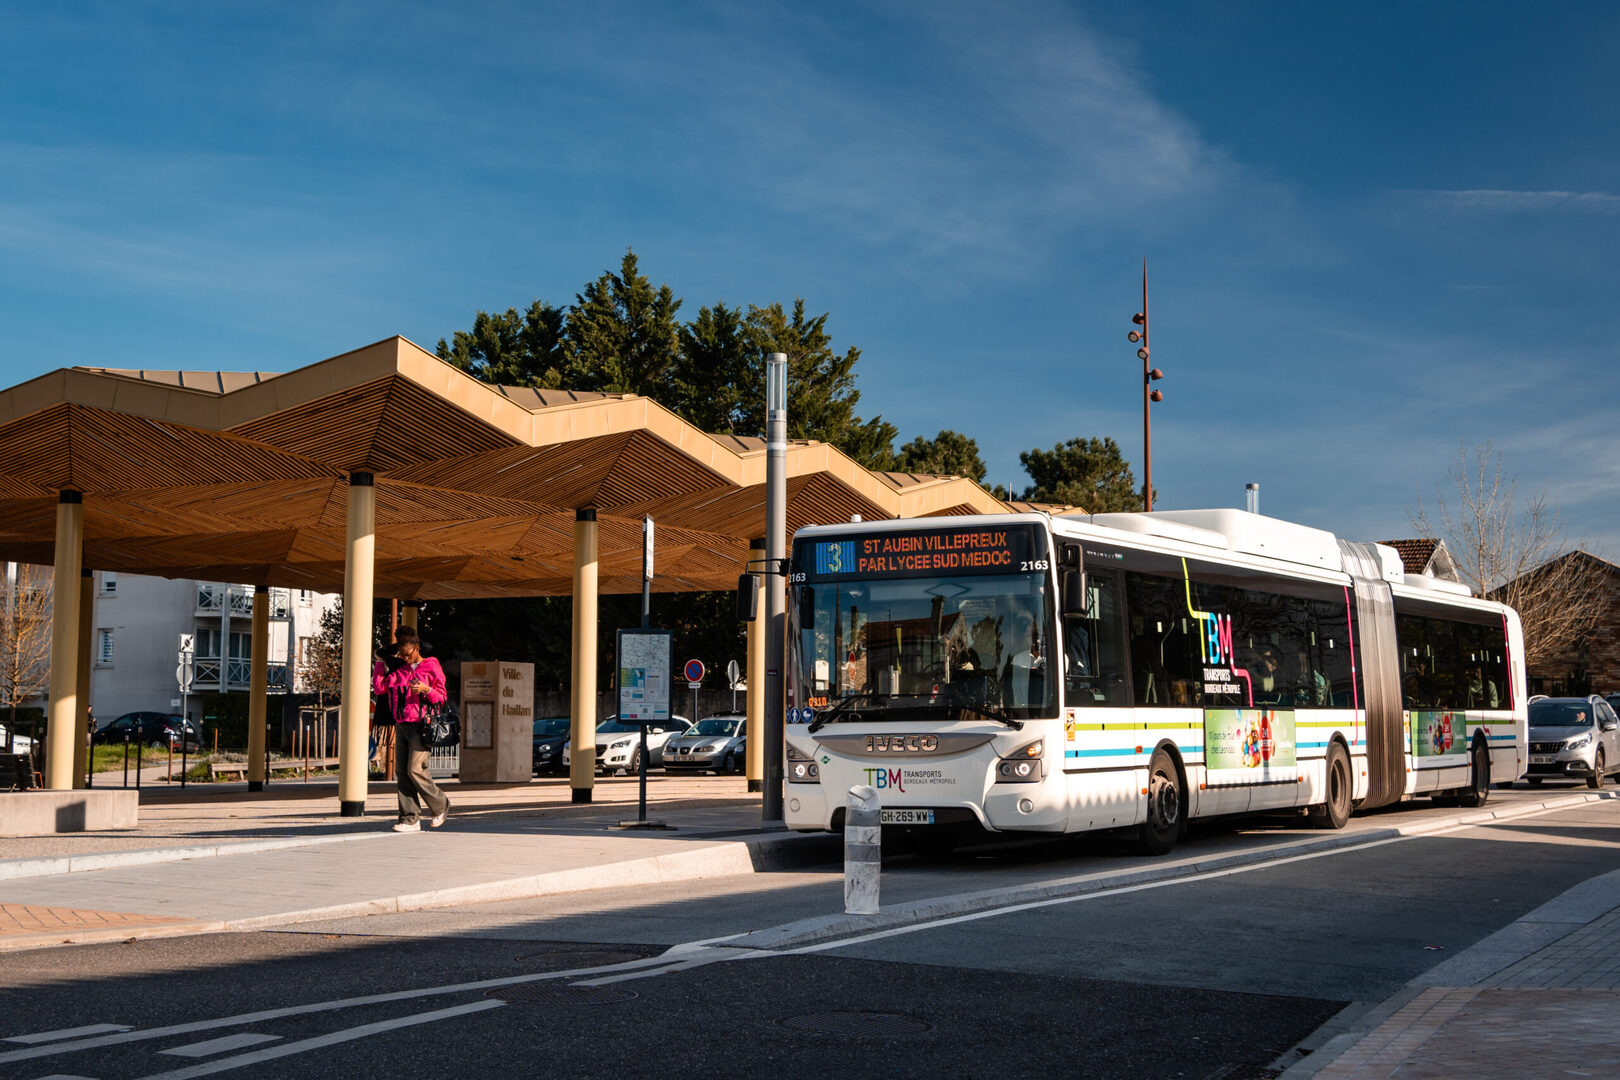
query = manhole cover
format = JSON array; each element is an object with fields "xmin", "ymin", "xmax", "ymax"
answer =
[
  {"xmin": 486, "ymin": 982, "xmax": 638, "ymax": 1004},
  {"xmin": 513, "ymin": 949, "xmax": 647, "ymax": 970},
  {"xmin": 779, "ymin": 1011, "xmax": 931, "ymax": 1037}
]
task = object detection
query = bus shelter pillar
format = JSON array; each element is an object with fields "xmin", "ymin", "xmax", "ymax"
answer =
[
  {"xmin": 248, "ymin": 585, "xmax": 269, "ymax": 791},
  {"xmin": 570, "ymin": 508, "xmax": 598, "ymax": 804},
  {"xmin": 73, "ymin": 566, "xmax": 93, "ymax": 788},
  {"xmin": 338, "ymin": 472, "xmax": 376, "ymax": 817},
  {"xmin": 45, "ymin": 490, "xmax": 83, "ymax": 790},
  {"xmin": 746, "ymin": 537, "xmax": 765, "ymax": 792},
  {"xmin": 402, "ymin": 600, "xmax": 419, "ymax": 630}
]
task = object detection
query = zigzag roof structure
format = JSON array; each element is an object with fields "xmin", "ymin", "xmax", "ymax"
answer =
[{"xmin": 0, "ymin": 336, "xmax": 1009, "ymax": 598}]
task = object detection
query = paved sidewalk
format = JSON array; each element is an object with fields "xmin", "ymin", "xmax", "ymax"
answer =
[
  {"xmin": 0, "ymin": 798, "xmax": 821, "ymax": 951},
  {"xmin": 1, "ymin": 772, "xmax": 756, "ymax": 873},
  {"xmin": 1294, "ymin": 865, "xmax": 1620, "ymax": 1079}
]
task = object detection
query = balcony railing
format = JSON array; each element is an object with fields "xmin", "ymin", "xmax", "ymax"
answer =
[
  {"xmin": 189, "ymin": 657, "xmax": 290, "ymax": 693},
  {"xmin": 196, "ymin": 585, "xmax": 291, "ymax": 619}
]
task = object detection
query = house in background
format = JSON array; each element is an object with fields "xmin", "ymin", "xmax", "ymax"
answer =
[
  {"xmin": 1492, "ymin": 551, "xmax": 1620, "ymax": 698},
  {"xmin": 89, "ymin": 571, "xmax": 339, "ymax": 722},
  {"xmin": 1379, "ymin": 538, "xmax": 1463, "ymax": 583}
]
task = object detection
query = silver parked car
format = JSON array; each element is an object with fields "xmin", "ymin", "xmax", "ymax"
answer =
[
  {"xmin": 1526, "ymin": 696, "xmax": 1620, "ymax": 788},
  {"xmin": 561, "ymin": 715, "xmax": 690, "ymax": 774},
  {"xmin": 663, "ymin": 714, "xmax": 746, "ymax": 774}
]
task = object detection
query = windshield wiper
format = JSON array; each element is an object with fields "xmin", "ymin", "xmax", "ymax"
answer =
[
  {"xmin": 950, "ymin": 702, "xmax": 1023, "ymax": 730},
  {"xmin": 808, "ymin": 692, "xmax": 889, "ymax": 734}
]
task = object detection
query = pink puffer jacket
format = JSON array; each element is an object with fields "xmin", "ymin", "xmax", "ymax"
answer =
[{"xmin": 372, "ymin": 656, "xmax": 447, "ymax": 724}]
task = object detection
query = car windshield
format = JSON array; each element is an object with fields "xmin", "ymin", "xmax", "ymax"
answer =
[
  {"xmin": 692, "ymin": 718, "xmax": 741, "ymax": 736},
  {"xmin": 533, "ymin": 718, "xmax": 569, "ymax": 737},
  {"xmin": 1530, "ymin": 702, "xmax": 1594, "ymax": 728},
  {"xmin": 596, "ymin": 721, "xmax": 641, "ymax": 734}
]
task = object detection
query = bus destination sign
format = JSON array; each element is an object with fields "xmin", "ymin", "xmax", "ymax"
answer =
[{"xmin": 800, "ymin": 525, "xmax": 1042, "ymax": 581}]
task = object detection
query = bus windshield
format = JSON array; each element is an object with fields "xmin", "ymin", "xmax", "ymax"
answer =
[{"xmin": 790, "ymin": 525, "xmax": 1057, "ymax": 721}]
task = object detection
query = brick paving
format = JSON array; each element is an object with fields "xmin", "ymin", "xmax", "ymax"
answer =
[
  {"xmin": 0, "ymin": 902, "xmax": 187, "ymax": 938},
  {"xmin": 1307, "ymin": 886, "xmax": 1620, "ymax": 1079}
]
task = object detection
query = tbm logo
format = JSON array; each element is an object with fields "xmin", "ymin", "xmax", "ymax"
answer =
[
  {"xmin": 863, "ymin": 768, "xmax": 906, "ymax": 792},
  {"xmin": 1199, "ymin": 610, "xmax": 1235, "ymax": 665}
]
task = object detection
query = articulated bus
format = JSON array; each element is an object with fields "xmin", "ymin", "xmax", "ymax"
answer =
[{"xmin": 782, "ymin": 510, "xmax": 1526, "ymax": 854}]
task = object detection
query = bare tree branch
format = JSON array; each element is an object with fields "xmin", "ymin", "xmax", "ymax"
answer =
[
  {"xmin": 0, "ymin": 563, "xmax": 53, "ymax": 739},
  {"xmin": 1412, "ymin": 442, "xmax": 1608, "ymax": 667}
]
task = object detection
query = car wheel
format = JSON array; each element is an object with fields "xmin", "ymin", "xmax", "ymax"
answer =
[
  {"xmin": 1307, "ymin": 742, "xmax": 1353, "ymax": 828},
  {"xmin": 721, "ymin": 751, "xmax": 737, "ymax": 774},
  {"xmin": 1457, "ymin": 740, "xmax": 1490, "ymax": 808},
  {"xmin": 1134, "ymin": 748, "xmax": 1182, "ymax": 856},
  {"xmin": 1589, "ymin": 749, "xmax": 1605, "ymax": 790},
  {"xmin": 629, "ymin": 748, "xmax": 642, "ymax": 774}
]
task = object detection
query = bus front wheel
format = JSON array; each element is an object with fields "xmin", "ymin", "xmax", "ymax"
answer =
[
  {"xmin": 1308, "ymin": 743, "xmax": 1352, "ymax": 830},
  {"xmin": 1134, "ymin": 748, "xmax": 1182, "ymax": 856}
]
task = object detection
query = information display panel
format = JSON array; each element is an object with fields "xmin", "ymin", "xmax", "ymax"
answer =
[
  {"xmin": 618, "ymin": 629, "xmax": 672, "ymax": 723},
  {"xmin": 799, "ymin": 523, "xmax": 1046, "ymax": 582}
]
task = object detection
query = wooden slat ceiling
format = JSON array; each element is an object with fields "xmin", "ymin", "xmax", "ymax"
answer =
[{"xmin": 0, "ymin": 336, "xmax": 1014, "ymax": 596}]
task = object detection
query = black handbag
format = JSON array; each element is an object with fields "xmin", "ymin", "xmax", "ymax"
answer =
[{"xmin": 421, "ymin": 696, "xmax": 460, "ymax": 748}]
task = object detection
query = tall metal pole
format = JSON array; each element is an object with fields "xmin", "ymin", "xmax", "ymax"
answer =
[
  {"xmin": 763, "ymin": 352, "xmax": 788, "ymax": 823},
  {"xmin": 1141, "ymin": 260, "xmax": 1152, "ymax": 513},
  {"xmin": 641, "ymin": 516, "xmax": 653, "ymax": 631}
]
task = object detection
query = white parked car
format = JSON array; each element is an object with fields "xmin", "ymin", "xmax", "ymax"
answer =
[
  {"xmin": 0, "ymin": 723, "xmax": 33, "ymax": 754},
  {"xmin": 561, "ymin": 715, "xmax": 690, "ymax": 774},
  {"xmin": 663, "ymin": 714, "xmax": 746, "ymax": 774}
]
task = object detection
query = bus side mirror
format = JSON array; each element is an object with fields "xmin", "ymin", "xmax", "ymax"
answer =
[
  {"xmin": 736, "ymin": 575, "xmax": 758, "ymax": 622},
  {"xmin": 1061, "ymin": 570, "xmax": 1087, "ymax": 616}
]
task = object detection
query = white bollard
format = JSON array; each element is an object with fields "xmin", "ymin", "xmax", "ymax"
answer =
[{"xmin": 844, "ymin": 784, "xmax": 881, "ymax": 915}]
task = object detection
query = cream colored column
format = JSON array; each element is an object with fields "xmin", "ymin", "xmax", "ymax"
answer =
[
  {"xmin": 247, "ymin": 585, "xmax": 269, "ymax": 791},
  {"xmin": 402, "ymin": 601, "xmax": 419, "ymax": 630},
  {"xmin": 45, "ymin": 491, "xmax": 83, "ymax": 790},
  {"xmin": 569, "ymin": 508, "xmax": 598, "ymax": 804},
  {"xmin": 338, "ymin": 473, "xmax": 376, "ymax": 816},
  {"xmin": 73, "ymin": 567, "xmax": 93, "ymax": 788},
  {"xmin": 745, "ymin": 538, "xmax": 765, "ymax": 792}
]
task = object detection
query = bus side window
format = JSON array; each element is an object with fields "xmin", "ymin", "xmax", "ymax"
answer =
[
  {"xmin": 1125, "ymin": 572, "xmax": 1202, "ymax": 708},
  {"xmin": 1065, "ymin": 570, "xmax": 1129, "ymax": 707}
]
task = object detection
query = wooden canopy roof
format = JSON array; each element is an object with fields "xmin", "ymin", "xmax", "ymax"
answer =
[{"xmin": 0, "ymin": 337, "xmax": 1010, "ymax": 598}]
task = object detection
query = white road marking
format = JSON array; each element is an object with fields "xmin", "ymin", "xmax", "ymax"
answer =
[
  {"xmin": 137, "ymin": 1001, "xmax": 503, "ymax": 1079},
  {"xmin": 0, "ymin": 954, "xmax": 664, "ymax": 1066},
  {"xmin": 6, "ymin": 1024, "xmax": 130, "ymax": 1044},
  {"xmin": 4, "ymin": 797, "xmax": 1598, "ymax": 1066},
  {"xmin": 160, "ymin": 1033, "xmax": 281, "ymax": 1058}
]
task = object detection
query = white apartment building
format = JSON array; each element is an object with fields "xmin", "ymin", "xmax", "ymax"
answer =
[{"xmin": 89, "ymin": 571, "xmax": 339, "ymax": 722}]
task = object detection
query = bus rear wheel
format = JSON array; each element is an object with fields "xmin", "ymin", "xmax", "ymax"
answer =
[
  {"xmin": 1457, "ymin": 741, "xmax": 1491, "ymax": 808},
  {"xmin": 1134, "ymin": 748, "xmax": 1182, "ymax": 856},
  {"xmin": 1308, "ymin": 742, "xmax": 1352, "ymax": 829}
]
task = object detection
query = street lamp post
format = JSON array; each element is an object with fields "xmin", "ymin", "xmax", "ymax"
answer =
[{"xmin": 1130, "ymin": 259, "xmax": 1165, "ymax": 512}]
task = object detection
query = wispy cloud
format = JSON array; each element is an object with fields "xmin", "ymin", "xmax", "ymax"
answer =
[{"xmin": 1406, "ymin": 189, "xmax": 1620, "ymax": 215}]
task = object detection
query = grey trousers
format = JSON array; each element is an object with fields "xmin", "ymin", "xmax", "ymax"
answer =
[{"xmin": 395, "ymin": 722, "xmax": 448, "ymax": 823}]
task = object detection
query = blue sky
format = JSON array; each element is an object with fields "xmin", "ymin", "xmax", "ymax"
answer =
[{"xmin": 3, "ymin": 1, "xmax": 1616, "ymax": 556}]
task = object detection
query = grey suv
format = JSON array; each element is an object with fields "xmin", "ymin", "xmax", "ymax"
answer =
[{"xmin": 1527, "ymin": 696, "xmax": 1620, "ymax": 788}]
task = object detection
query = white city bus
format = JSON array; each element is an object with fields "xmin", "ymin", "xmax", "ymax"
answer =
[{"xmin": 782, "ymin": 510, "xmax": 1526, "ymax": 854}]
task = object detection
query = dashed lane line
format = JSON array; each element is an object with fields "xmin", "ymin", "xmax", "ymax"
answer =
[{"xmin": 136, "ymin": 1001, "xmax": 504, "ymax": 1080}]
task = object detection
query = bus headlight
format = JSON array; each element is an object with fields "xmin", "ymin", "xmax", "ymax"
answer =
[
  {"xmin": 996, "ymin": 739, "xmax": 1045, "ymax": 783},
  {"xmin": 787, "ymin": 743, "xmax": 820, "ymax": 783}
]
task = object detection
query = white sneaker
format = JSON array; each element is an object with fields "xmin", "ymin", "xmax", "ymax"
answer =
[
  {"xmin": 429, "ymin": 802, "xmax": 449, "ymax": 829},
  {"xmin": 392, "ymin": 821, "xmax": 420, "ymax": 833}
]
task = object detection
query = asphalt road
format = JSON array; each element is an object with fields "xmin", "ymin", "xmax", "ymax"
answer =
[{"xmin": 4, "ymin": 787, "xmax": 1619, "ymax": 1080}]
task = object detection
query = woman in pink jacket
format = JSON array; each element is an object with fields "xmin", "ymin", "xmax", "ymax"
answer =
[{"xmin": 373, "ymin": 625, "xmax": 450, "ymax": 832}]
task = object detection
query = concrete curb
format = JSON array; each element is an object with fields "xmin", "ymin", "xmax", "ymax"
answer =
[
  {"xmin": 0, "ymin": 829, "xmax": 835, "ymax": 952},
  {"xmin": 736, "ymin": 791, "xmax": 1612, "ymax": 951},
  {"xmin": 0, "ymin": 796, "xmax": 762, "ymax": 881}
]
